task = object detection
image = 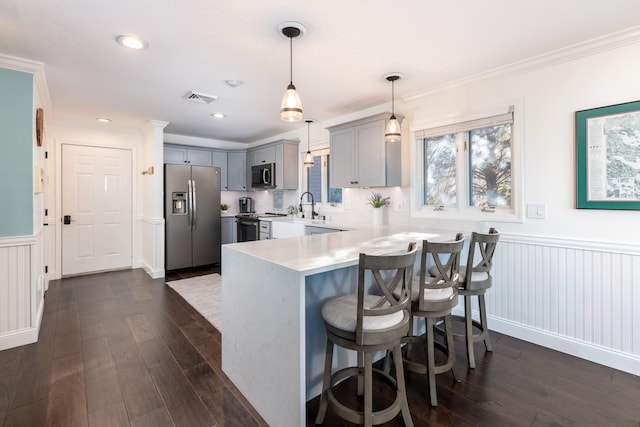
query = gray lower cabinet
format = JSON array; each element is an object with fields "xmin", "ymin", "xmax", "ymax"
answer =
[
  {"xmin": 328, "ymin": 113, "xmax": 401, "ymax": 188},
  {"xmin": 305, "ymin": 226, "xmax": 341, "ymax": 235},
  {"xmin": 221, "ymin": 216, "xmax": 237, "ymax": 244}
]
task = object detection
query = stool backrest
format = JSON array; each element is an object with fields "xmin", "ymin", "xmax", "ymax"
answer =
[
  {"xmin": 356, "ymin": 242, "xmax": 418, "ymax": 344},
  {"xmin": 417, "ymin": 234, "xmax": 465, "ymax": 311},
  {"xmin": 463, "ymin": 228, "xmax": 500, "ymax": 288}
]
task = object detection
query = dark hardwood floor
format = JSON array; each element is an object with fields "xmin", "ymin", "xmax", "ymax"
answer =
[{"xmin": 1, "ymin": 268, "xmax": 639, "ymax": 427}]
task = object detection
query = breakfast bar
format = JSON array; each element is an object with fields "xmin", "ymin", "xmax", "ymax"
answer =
[{"xmin": 221, "ymin": 225, "xmax": 442, "ymax": 427}]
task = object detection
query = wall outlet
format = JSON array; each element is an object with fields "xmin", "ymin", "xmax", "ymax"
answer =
[{"xmin": 394, "ymin": 200, "xmax": 404, "ymax": 212}]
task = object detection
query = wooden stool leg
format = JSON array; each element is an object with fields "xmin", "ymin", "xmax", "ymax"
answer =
[
  {"xmin": 426, "ymin": 317, "xmax": 437, "ymax": 406},
  {"xmin": 443, "ymin": 314, "xmax": 459, "ymax": 382},
  {"xmin": 393, "ymin": 344, "xmax": 414, "ymax": 427},
  {"xmin": 364, "ymin": 352, "xmax": 373, "ymax": 427},
  {"xmin": 357, "ymin": 351, "xmax": 364, "ymax": 396},
  {"xmin": 478, "ymin": 294, "xmax": 493, "ymax": 351},
  {"xmin": 464, "ymin": 294, "xmax": 476, "ymax": 369},
  {"xmin": 315, "ymin": 337, "xmax": 333, "ymax": 424}
]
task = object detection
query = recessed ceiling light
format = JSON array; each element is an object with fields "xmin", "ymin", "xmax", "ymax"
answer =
[
  {"xmin": 225, "ymin": 80, "xmax": 244, "ymax": 88},
  {"xmin": 212, "ymin": 113, "xmax": 225, "ymax": 119},
  {"xmin": 116, "ymin": 35, "xmax": 148, "ymax": 50},
  {"xmin": 96, "ymin": 118, "xmax": 111, "ymax": 123}
]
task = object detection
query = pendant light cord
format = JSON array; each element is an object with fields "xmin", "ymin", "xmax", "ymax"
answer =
[
  {"xmin": 289, "ymin": 35, "xmax": 293, "ymax": 85},
  {"xmin": 391, "ymin": 78, "xmax": 395, "ymax": 115}
]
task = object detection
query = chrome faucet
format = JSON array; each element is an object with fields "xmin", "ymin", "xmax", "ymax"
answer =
[{"xmin": 299, "ymin": 192, "xmax": 318, "ymax": 219}]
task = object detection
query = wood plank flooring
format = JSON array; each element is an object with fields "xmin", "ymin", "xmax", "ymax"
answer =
[{"xmin": 1, "ymin": 267, "xmax": 639, "ymax": 426}]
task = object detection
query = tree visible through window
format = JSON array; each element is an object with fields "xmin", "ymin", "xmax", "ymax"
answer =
[
  {"xmin": 421, "ymin": 116, "xmax": 512, "ymax": 210},
  {"xmin": 469, "ymin": 124, "xmax": 512, "ymax": 207}
]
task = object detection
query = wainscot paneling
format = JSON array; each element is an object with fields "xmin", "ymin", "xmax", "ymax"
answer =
[
  {"xmin": 139, "ymin": 216, "xmax": 164, "ymax": 279},
  {"xmin": 457, "ymin": 233, "xmax": 640, "ymax": 376},
  {"xmin": 0, "ymin": 235, "xmax": 44, "ymax": 351}
]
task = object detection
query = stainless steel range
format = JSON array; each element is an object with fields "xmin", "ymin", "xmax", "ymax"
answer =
[{"xmin": 235, "ymin": 213, "xmax": 287, "ymax": 242}]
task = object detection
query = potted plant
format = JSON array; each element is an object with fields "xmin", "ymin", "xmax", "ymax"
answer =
[
  {"xmin": 367, "ymin": 192, "xmax": 390, "ymax": 225},
  {"xmin": 220, "ymin": 203, "xmax": 229, "ymax": 214}
]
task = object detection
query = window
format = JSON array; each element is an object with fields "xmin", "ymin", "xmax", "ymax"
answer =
[
  {"xmin": 305, "ymin": 149, "xmax": 342, "ymax": 205},
  {"xmin": 418, "ymin": 108, "xmax": 513, "ymax": 213}
]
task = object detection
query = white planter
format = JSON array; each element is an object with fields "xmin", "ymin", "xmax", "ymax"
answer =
[{"xmin": 372, "ymin": 208, "xmax": 384, "ymax": 225}]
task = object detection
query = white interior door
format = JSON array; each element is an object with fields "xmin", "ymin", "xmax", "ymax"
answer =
[{"xmin": 62, "ymin": 144, "xmax": 132, "ymax": 276}]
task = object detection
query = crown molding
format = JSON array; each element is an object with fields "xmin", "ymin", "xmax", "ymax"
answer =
[
  {"xmin": 404, "ymin": 25, "xmax": 640, "ymax": 102},
  {"xmin": 0, "ymin": 53, "xmax": 53, "ymax": 113}
]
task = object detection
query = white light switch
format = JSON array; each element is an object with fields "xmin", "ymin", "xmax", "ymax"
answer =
[
  {"xmin": 527, "ymin": 203, "xmax": 546, "ymax": 219},
  {"xmin": 394, "ymin": 200, "xmax": 404, "ymax": 212}
]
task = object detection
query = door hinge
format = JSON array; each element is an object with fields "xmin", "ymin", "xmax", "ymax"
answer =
[
  {"xmin": 45, "ymin": 208, "xmax": 48, "ymax": 216},
  {"xmin": 45, "ymin": 151, "xmax": 48, "ymax": 159},
  {"xmin": 45, "ymin": 265, "xmax": 48, "ymax": 273}
]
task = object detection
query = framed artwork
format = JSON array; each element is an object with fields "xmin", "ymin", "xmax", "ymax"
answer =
[{"xmin": 576, "ymin": 100, "xmax": 640, "ymax": 210}]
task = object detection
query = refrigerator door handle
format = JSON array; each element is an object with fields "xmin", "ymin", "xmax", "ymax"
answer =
[
  {"xmin": 187, "ymin": 179, "xmax": 193, "ymax": 230},
  {"xmin": 192, "ymin": 179, "xmax": 197, "ymax": 230}
]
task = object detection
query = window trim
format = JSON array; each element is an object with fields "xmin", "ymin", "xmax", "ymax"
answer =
[
  {"xmin": 411, "ymin": 105, "xmax": 523, "ymax": 223},
  {"xmin": 303, "ymin": 148, "xmax": 344, "ymax": 211}
]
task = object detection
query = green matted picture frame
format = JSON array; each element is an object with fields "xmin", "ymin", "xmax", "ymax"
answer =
[{"xmin": 576, "ymin": 100, "xmax": 640, "ymax": 210}]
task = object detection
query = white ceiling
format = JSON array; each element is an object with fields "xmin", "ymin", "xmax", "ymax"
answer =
[{"xmin": 2, "ymin": 0, "xmax": 640, "ymax": 143}]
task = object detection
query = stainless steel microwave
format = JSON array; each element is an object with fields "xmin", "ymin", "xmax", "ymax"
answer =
[{"xmin": 251, "ymin": 163, "xmax": 275, "ymax": 188}]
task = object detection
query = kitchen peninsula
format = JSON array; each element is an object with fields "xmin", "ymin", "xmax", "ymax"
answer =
[{"xmin": 221, "ymin": 225, "xmax": 443, "ymax": 427}]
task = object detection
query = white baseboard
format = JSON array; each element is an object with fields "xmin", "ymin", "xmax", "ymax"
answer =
[
  {"xmin": 142, "ymin": 261, "xmax": 165, "ymax": 279},
  {"xmin": 452, "ymin": 306, "xmax": 640, "ymax": 376},
  {"xmin": 0, "ymin": 328, "xmax": 39, "ymax": 351}
]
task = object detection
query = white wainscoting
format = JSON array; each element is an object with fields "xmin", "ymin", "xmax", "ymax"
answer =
[
  {"xmin": 458, "ymin": 233, "xmax": 640, "ymax": 376},
  {"xmin": 0, "ymin": 234, "xmax": 45, "ymax": 351},
  {"xmin": 139, "ymin": 216, "xmax": 164, "ymax": 279}
]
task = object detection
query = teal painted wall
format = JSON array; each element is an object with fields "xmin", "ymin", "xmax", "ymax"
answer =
[{"xmin": 0, "ymin": 68, "xmax": 33, "ymax": 237}]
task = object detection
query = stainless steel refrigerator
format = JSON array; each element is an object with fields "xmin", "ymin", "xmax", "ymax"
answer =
[{"xmin": 164, "ymin": 164, "xmax": 221, "ymax": 270}]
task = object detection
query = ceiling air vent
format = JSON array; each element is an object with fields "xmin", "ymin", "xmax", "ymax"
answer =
[{"xmin": 183, "ymin": 91, "xmax": 218, "ymax": 104}]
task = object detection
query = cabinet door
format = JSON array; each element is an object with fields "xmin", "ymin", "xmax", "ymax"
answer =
[
  {"xmin": 253, "ymin": 146, "xmax": 276, "ymax": 165},
  {"xmin": 187, "ymin": 148, "xmax": 212, "ymax": 166},
  {"xmin": 212, "ymin": 151, "xmax": 228, "ymax": 190},
  {"xmin": 355, "ymin": 120, "xmax": 386, "ymax": 187},
  {"xmin": 221, "ymin": 217, "xmax": 235, "ymax": 244},
  {"xmin": 227, "ymin": 152, "xmax": 247, "ymax": 190},
  {"xmin": 164, "ymin": 146, "xmax": 188, "ymax": 164},
  {"xmin": 330, "ymin": 127, "xmax": 356, "ymax": 187}
]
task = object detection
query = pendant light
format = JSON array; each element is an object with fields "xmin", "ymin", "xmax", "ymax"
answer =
[
  {"xmin": 384, "ymin": 73, "xmax": 402, "ymax": 143},
  {"xmin": 280, "ymin": 23, "xmax": 305, "ymax": 122},
  {"xmin": 304, "ymin": 119, "xmax": 314, "ymax": 168}
]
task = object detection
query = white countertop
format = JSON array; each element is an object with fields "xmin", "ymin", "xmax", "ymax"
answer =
[{"xmin": 224, "ymin": 224, "xmax": 450, "ymax": 274}]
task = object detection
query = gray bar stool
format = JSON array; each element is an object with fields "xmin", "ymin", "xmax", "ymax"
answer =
[
  {"xmin": 457, "ymin": 228, "xmax": 500, "ymax": 368},
  {"xmin": 402, "ymin": 235, "xmax": 464, "ymax": 406},
  {"xmin": 315, "ymin": 243, "xmax": 418, "ymax": 427}
]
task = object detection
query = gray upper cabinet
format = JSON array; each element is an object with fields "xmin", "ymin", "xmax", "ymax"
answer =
[
  {"xmin": 248, "ymin": 145, "xmax": 276, "ymax": 167},
  {"xmin": 247, "ymin": 139, "xmax": 299, "ymax": 190},
  {"xmin": 212, "ymin": 151, "xmax": 228, "ymax": 190},
  {"xmin": 227, "ymin": 151, "xmax": 247, "ymax": 191},
  {"xmin": 328, "ymin": 113, "xmax": 401, "ymax": 188},
  {"xmin": 164, "ymin": 145, "xmax": 212, "ymax": 166}
]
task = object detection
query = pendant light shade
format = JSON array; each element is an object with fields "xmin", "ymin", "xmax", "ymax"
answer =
[
  {"xmin": 304, "ymin": 119, "xmax": 314, "ymax": 168},
  {"xmin": 384, "ymin": 73, "xmax": 402, "ymax": 143},
  {"xmin": 280, "ymin": 24, "xmax": 304, "ymax": 122}
]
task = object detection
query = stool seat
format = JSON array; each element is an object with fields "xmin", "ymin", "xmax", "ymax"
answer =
[
  {"xmin": 322, "ymin": 295, "xmax": 406, "ymax": 333},
  {"xmin": 316, "ymin": 244, "xmax": 418, "ymax": 427}
]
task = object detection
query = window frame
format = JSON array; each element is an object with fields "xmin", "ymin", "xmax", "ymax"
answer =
[
  {"xmin": 303, "ymin": 148, "xmax": 344, "ymax": 211},
  {"xmin": 411, "ymin": 106, "xmax": 523, "ymax": 223}
]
